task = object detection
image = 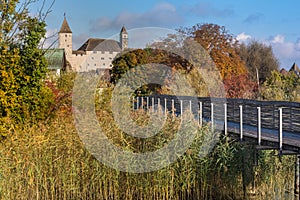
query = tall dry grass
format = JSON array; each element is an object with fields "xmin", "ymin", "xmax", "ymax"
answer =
[
  {"xmin": 0, "ymin": 86, "xmax": 296, "ymax": 199},
  {"xmin": 0, "ymin": 109, "xmax": 213, "ymax": 199}
]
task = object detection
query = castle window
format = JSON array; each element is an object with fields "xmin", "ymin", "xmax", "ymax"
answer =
[
  {"xmin": 101, "ymin": 51, "xmax": 105, "ymax": 54},
  {"xmin": 110, "ymin": 64, "xmax": 112, "ymax": 67},
  {"xmin": 109, "ymin": 57, "xmax": 112, "ymax": 60},
  {"xmin": 93, "ymin": 51, "xmax": 97, "ymax": 54},
  {"xmin": 67, "ymin": 45, "xmax": 70, "ymax": 47},
  {"xmin": 65, "ymin": 34, "xmax": 67, "ymax": 37},
  {"xmin": 101, "ymin": 57, "xmax": 104, "ymax": 60},
  {"xmin": 91, "ymin": 57, "xmax": 94, "ymax": 60},
  {"xmin": 109, "ymin": 51, "xmax": 113, "ymax": 54},
  {"xmin": 65, "ymin": 39, "xmax": 67, "ymax": 42},
  {"xmin": 103, "ymin": 63, "xmax": 105, "ymax": 66},
  {"xmin": 94, "ymin": 64, "xmax": 97, "ymax": 66}
]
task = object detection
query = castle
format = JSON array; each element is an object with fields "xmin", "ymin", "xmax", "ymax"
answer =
[{"xmin": 58, "ymin": 17, "xmax": 128, "ymax": 72}]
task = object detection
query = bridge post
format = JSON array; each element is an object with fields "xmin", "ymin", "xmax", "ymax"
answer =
[
  {"xmin": 257, "ymin": 107, "xmax": 261, "ymax": 146},
  {"xmin": 141, "ymin": 97, "xmax": 144, "ymax": 109},
  {"xmin": 295, "ymin": 155, "xmax": 300, "ymax": 198},
  {"xmin": 278, "ymin": 108, "xmax": 283, "ymax": 152},
  {"xmin": 189, "ymin": 100, "xmax": 192, "ymax": 113},
  {"xmin": 136, "ymin": 96, "xmax": 139, "ymax": 110},
  {"xmin": 211, "ymin": 103, "xmax": 214, "ymax": 129},
  {"xmin": 224, "ymin": 103, "xmax": 227, "ymax": 136},
  {"xmin": 171, "ymin": 99, "xmax": 175, "ymax": 116},
  {"xmin": 199, "ymin": 102, "xmax": 202, "ymax": 127},
  {"xmin": 157, "ymin": 98, "xmax": 161, "ymax": 114},
  {"xmin": 180, "ymin": 100, "xmax": 183, "ymax": 118},
  {"xmin": 152, "ymin": 97, "xmax": 155, "ymax": 112},
  {"xmin": 132, "ymin": 96, "xmax": 135, "ymax": 111},
  {"xmin": 164, "ymin": 98, "xmax": 167, "ymax": 116},
  {"xmin": 146, "ymin": 97, "xmax": 149, "ymax": 111},
  {"xmin": 240, "ymin": 105, "xmax": 243, "ymax": 141}
]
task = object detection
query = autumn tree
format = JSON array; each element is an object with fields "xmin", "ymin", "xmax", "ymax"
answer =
[
  {"xmin": 237, "ymin": 40, "xmax": 279, "ymax": 83},
  {"xmin": 0, "ymin": 0, "xmax": 54, "ymax": 137},
  {"xmin": 149, "ymin": 33, "xmax": 225, "ymax": 97},
  {"xmin": 179, "ymin": 23, "xmax": 248, "ymax": 79},
  {"xmin": 112, "ymin": 24, "xmax": 260, "ymax": 98},
  {"xmin": 178, "ymin": 23, "xmax": 260, "ymax": 98},
  {"xmin": 223, "ymin": 74, "xmax": 258, "ymax": 98}
]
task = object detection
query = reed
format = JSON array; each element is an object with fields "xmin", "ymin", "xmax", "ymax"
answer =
[{"xmin": 0, "ymin": 87, "xmax": 295, "ymax": 199}]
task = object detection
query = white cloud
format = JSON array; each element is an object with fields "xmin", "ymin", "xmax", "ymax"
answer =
[
  {"xmin": 271, "ymin": 35, "xmax": 285, "ymax": 44},
  {"xmin": 89, "ymin": 2, "xmax": 183, "ymax": 33},
  {"xmin": 41, "ymin": 28, "xmax": 58, "ymax": 48},
  {"xmin": 236, "ymin": 32, "xmax": 252, "ymax": 42},
  {"xmin": 265, "ymin": 35, "xmax": 300, "ymax": 68}
]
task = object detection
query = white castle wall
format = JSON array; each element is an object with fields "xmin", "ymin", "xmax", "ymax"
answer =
[{"xmin": 58, "ymin": 19, "xmax": 127, "ymax": 72}]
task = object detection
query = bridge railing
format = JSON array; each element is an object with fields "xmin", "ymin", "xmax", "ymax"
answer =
[
  {"xmin": 133, "ymin": 95, "xmax": 300, "ymax": 141},
  {"xmin": 225, "ymin": 98, "xmax": 300, "ymax": 134}
]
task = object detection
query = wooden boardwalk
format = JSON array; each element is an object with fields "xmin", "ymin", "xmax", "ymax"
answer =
[{"xmin": 134, "ymin": 95, "xmax": 300, "ymax": 154}]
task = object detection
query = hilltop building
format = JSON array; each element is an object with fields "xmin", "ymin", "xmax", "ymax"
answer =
[
  {"xmin": 280, "ymin": 63, "xmax": 300, "ymax": 76},
  {"xmin": 58, "ymin": 17, "xmax": 128, "ymax": 72},
  {"xmin": 289, "ymin": 62, "xmax": 300, "ymax": 75}
]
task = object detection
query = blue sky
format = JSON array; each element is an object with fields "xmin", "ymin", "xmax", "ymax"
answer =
[{"xmin": 30, "ymin": 0, "xmax": 300, "ymax": 69}]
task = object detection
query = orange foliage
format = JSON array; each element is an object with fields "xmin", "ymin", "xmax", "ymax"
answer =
[
  {"xmin": 223, "ymin": 74, "xmax": 258, "ymax": 98},
  {"xmin": 180, "ymin": 23, "xmax": 248, "ymax": 79}
]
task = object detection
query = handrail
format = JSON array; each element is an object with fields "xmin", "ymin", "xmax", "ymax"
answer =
[{"xmin": 133, "ymin": 95, "xmax": 300, "ymax": 150}]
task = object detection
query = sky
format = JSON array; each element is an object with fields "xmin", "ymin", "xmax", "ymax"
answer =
[{"xmin": 29, "ymin": 0, "xmax": 300, "ymax": 69}]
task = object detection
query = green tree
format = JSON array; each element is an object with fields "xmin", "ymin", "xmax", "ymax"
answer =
[
  {"xmin": 111, "ymin": 48, "xmax": 178, "ymax": 95},
  {"xmin": 260, "ymin": 70, "xmax": 300, "ymax": 101},
  {"xmin": 238, "ymin": 40, "xmax": 279, "ymax": 83},
  {"xmin": 0, "ymin": 0, "xmax": 54, "ymax": 137},
  {"xmin": 112, "ymin": 45, "xmax": 218, "ymax": 97}
]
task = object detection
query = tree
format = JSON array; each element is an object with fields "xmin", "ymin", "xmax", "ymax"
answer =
[
  {"xmin": 178, "ymin": 23, "xmax": 259, "ymax": 98},
  {"xmin": 260, "ymin": 70, "xmax": 300, "ymax": 101},
  {"xmin": 223, "ymin": 74, "xmax": 258, "ymax": 98},
  {"xmin": 0, "ymin": 0, "xmax": 54, "ymax": 138},
  {"xmin": 112, "ymin": 24, "xmax": 259, "ymax": 98},
  {"xmin": 179, "ymin": 23, "xmax": 248, "ymax": 79},
  {"xmin": 237, "ymin": 40, "xmax": 279, "ymax": 83},
  {"xmin": 111, "ymin": 48, "xmax": 190, "ymax": 95},
  {"xmin": 111, "ymin": 45, "xmax": 215, "ymax": 97}
]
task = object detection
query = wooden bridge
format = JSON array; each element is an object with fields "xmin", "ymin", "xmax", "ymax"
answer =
[
  {"xmin": 134, "ymin": 95, "xmax": 300, "ymax": 197},
  {"xmin": 134, "ymin": 95, "xmax": 300, "ymax": 153}
]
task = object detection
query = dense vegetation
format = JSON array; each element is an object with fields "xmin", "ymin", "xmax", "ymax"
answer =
[
  {"xmin": 0, "ymin": 83, "xmax": 296, "ymax": 199},
  {"xmin": 0, "ymin": 1, "xmax": 299, "ymax": 199},
  {"xmin": 0, "ymin": 0, "xmax": 54, "ymax": 138}
]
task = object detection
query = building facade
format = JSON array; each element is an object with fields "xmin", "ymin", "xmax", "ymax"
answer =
[{"xmin": 58, "ymin": 17, "xmax": 128, "ymax": 72}]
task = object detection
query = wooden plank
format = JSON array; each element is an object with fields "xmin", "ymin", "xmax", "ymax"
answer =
[{"xmin": 143, "ymin": 94, "xmax": 300, "ymax": 149}]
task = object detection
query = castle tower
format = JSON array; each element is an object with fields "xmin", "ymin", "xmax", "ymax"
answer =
[
  {"xmin": 120, "ymin": 26, "xmax": 128, "ymax": 50},
  {"xmin": 58, "ymin": 16, "xmax": 72, "ymax": 57}
]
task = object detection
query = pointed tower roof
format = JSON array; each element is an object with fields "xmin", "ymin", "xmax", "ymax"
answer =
[
  {"xmin": 120, "ymin": 26, "xmax": 127, "ymax": 34},
  {"xmin": 289, "ymin": 62, "xmax": 300, "ymax": 73},
  {"xmin": 59, "ymin": 17, "xmax": 72, "ymax": 33}
]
